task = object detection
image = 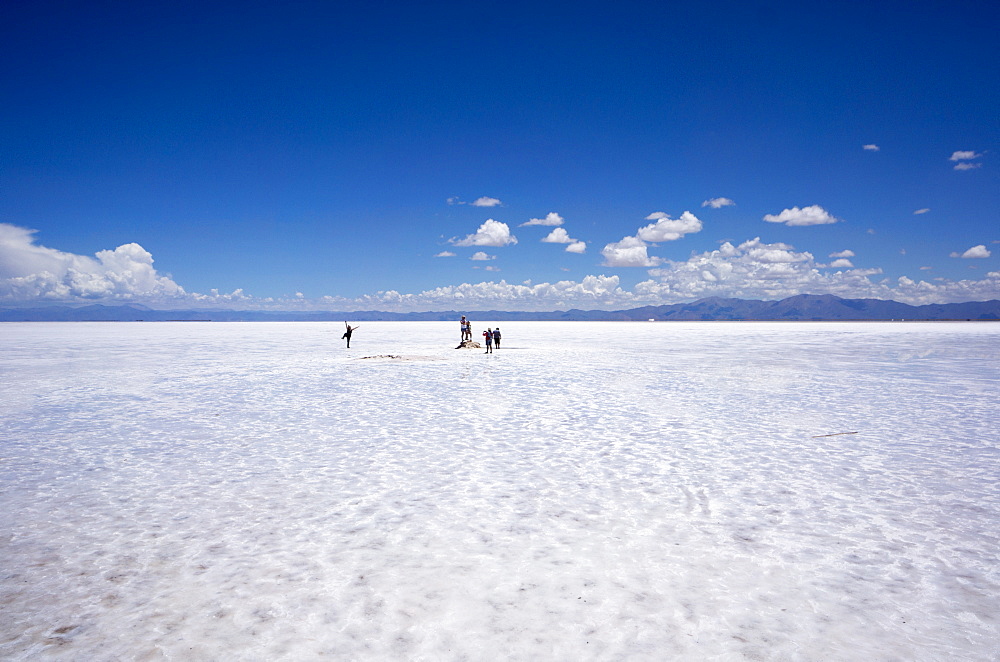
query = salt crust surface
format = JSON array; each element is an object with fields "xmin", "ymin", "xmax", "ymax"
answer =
[{"xmin": 1, "ymin": 321, "xmax": 998, "ymax": 661}]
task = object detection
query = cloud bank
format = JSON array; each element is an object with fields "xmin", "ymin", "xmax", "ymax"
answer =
[
  {"xmin": 636, "ymin": 238, "xmax": 998, "ymax": 304},
  {"xmin": 2, "ymin": 223, "xmax": 997, "ymax": 312},
  {"xmin": 0, "ymin": 223, "xmax": 186, "ymax": 302}
]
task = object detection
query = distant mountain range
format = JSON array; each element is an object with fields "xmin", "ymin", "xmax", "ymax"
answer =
[{"xmin": 2, "ymin": 294, "xmax": 998, "ymax": 322}]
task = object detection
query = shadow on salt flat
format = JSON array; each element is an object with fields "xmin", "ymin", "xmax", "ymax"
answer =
[{"xmin": 356, "ymin": 355, "xmax": 446, "ymax": 362}]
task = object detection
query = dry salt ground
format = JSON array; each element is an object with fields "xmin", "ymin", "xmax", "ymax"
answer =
[{"xmin": 1, "ymin": 320, "xmax": 998, "ymax": 661}]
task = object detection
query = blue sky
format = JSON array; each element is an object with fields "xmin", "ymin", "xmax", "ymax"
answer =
[{"xmin": 2, "ymin": 0, "xmax": 997, "ymax": 311}]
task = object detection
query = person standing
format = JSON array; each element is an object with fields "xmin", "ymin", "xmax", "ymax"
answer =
[
  {"xmin": 342, "ymin": 321, "xmax": 359, "ymax": 348},
  {"xmin": 483, "ymin": 328, "xmax": 493, "ymax": 353},
  {"xmin": 492, "ymin": 327, "xmax": 501, "ymax": 349},
  {"xmin": 460, "ymin": 316, "xmax": 468, "ymax": 342},
  {"xmin": 464, "ymin": 317, "xmax": 472, "ymax": 341}
]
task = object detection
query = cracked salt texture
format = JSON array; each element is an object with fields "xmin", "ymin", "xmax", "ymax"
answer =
[{"xmin": 1, "ymin": 321, "xmax": 998, "ymax": 660}]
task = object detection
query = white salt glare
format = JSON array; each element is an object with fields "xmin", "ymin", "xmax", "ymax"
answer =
[{"xmin": 1, "ymin": 321, "xmax": 998, "ymax": 661}]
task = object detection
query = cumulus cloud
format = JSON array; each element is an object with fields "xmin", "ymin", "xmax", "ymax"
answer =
[
  {"xmin": 954, "ymin": 162, "xmax": 982, "ymax": 171},
  {"xmin": 5, "ymin": 222, "xmax": 997, "ymax": 313},
  {"xmin": 702, "ymin": 197, "xmax": 735, "ymax": 208},
  {"xmin": 600, "ymin": 211, "xmax": 702, "ymax": 267},
  {"xmin": 434, "ymin": 251, "xmax": 456, "ymax": 258},
  {"xmin": 541, "ymin": 227, "xmax": 586, "ymax": 253},
  {"xmin": 914, "ymin": 208, "xmax": 930, "ymax": 215},
  {"xmin": 601, "ymin": 236, "xmax": 662, "ymax": 268},
  {"xmin": 829, "ymin": 250, "xmax": 855, "ymax": 258},
  {"xmin": 863, "ymin": 144, "xmax": 880, "ymax": 151},
  {"xmin": 520, "ymin": 212, "xmax": 564, "ymax": 227},
  {"xmin": 541, "ymin": 228, "xmax": 572, "ymax": 243},
  {"xmin": 951, "ymin": 245, "xmax": 991, "ymax": 259},
  {"xmin": 470, "ymin": 251, "xmax": 495, "ymax": 261},
  {"xmin": 449, "ymin": 219, "xmax": 518, "ymax": 247},
  {"xmin": 763, "ymin": 205, "xmax": 840, "ymax": 226},
  {"xmin": 339, "ymin": 245, "xmax": 997, "ymax": 309},
  {"xmin": 746, "ymin": 244, "xmax": 808, "ymax": 263},
  {"xmin": 471, "ymin": 196, "xmax": 502, "ymax": 207},
  {"xmin": 829, "ymin": 258, "xmax": 854, "ymax": 268},
  {"xmin": 633, "ymin": 237, "xmax": 999, "ymax": 305},
  {"xmin": 347, "ymin": 275, "xmax": 630, "ymax": 312},
  {"xmin": 637, "ymin": 211, "xmax": 703, "ymax": 242},
  {"xmin": 0, "ymin": 223, "xmax": 186, "ymax": 302}
]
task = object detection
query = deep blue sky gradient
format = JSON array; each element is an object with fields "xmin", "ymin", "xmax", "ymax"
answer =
[{"xmin": 2, "ymin": 0, "xmax": 997, "ymax": 308}]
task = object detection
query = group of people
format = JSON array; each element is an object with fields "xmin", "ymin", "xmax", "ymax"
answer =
[
  {"xmin": 460, "ymin": 315, "xmax": 501, "ymax": 353},
  {"xmin": 341, "ymin": 317, "xmax": 502, "ymax": 353}
]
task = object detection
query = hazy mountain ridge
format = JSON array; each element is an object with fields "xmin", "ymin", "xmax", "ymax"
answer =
[{"xmin": 2, "ymin": 295, "xmax": 999, "ymax": 321}]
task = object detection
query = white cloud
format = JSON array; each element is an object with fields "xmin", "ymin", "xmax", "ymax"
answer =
[
  {"xmin": 541, "ymin": 228, "xmax": 573, "ymax": 244},
  {"xmin": 863, "ymin": 144, "xmax": 880, "ymax": 151},
  {"xmin": 914, "ymin": 208, "xmax": 930, "ymax": 215},
  {"xmin": 950, "ymin": 151, "xmax": 984, "ymax": 170},
  {"xmin": 829, "ymin": 258, "xmax": 854, "ymax": 268},
  {"xmin": 702, "ymin": 197, "xmax": 735, "ymax": 209},
  {"xmin": 829, "ymin": 250, "xmax": 855, "ymax": 258},
  {"xmin": 5, "ymin": 222, "xmax": 997, "ymax": 313},
  {"xmin": 634, "ymin": 237, "xmax": 1000, "ymax": 305},
  {"xmin": 600, "ymin": 211, "xmax": 702, "ymax": 268},
  {"xmin": 539, "ymin": 227, "xmax": 586, "ymax": 253},
  {"xmin": 470, "ymin": 251, "xmax": 495, "ymax": 261},
  {"xmin": 520, "ymin": 212, "xmax": 564, "ymax": 227},
  {"xmin": 601, "ymin": 236, "xmax": 662, "ymax": 268},
  {"xmin": 637, "ymin": 211, "xmax": 703, "ymax": 242},
  {"xmin": 951, "ymin": 245, "xmax": 991, "ymax": 259},
  {"xmin": 0, "ymin": 223, "xmax": 186, "ymax": 302},
  {"xmin": 434, "ymin": 251, "xmax": 456, "ymax": 258},
  {"xmin": 471, "ymin": 196, "xmax": 502, "ymax": 207},
  {"xmin": 448, "ymin": 196, "xmax": 503, "ymax": 207},
  {"xmin": 349, "ymin": 250, "xmax": 998, "ymax": 309},
  {"xmin": 763, "ymin": 205, "xmax": 840, "ymax": 226},
  {"xmin": 746, "ymin": 246, "xmax": 808, "ymax": 264},
  {"xmin": 450, "ymin": 219, "xmax": 518, "ymax": 247},
  {"xmin": 351, "ymin": 275, "xmax": 630, "ymax": 312},
  {"xmin": 484, "ymin": 265, "xmax": 500, "ymax": 272}
]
